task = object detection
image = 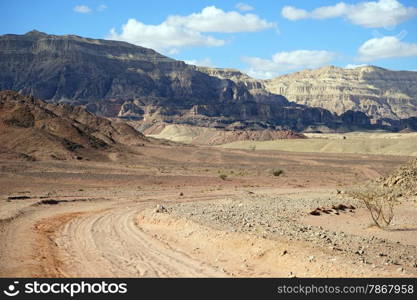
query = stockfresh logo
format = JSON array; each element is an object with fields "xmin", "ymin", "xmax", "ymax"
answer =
[{"xmin": 3, "ymin": 281, "xmax": 20, "ymax": 297}]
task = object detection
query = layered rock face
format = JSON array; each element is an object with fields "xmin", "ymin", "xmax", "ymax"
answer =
[
  {"xmin": 263, "ymin": 66, "xmax": 417, "ymax": 121},
  {"xmin": 0, "ymin": 31, "xmax": 377, "ymax": 132}
]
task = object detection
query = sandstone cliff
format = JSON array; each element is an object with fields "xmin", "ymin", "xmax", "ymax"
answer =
[{"xmin": 263, "ymin": 65, "xmax": 417, "ymax": 121}]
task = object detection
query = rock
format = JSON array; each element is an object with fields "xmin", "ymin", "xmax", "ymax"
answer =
[
  {"xmin": 335, "ymin": 204, "xmax": 348, "ymax": 211},
  {"xmin": 356, "ymin": 249, "xmax": 365, "ymax": 255},
  {"xmin": 309, "ymin": 209, "xmax": 321, "ymax": 216},
  {"xmin": 263, "ymin": 65, "xmax": 417, "ymax": 121},
  {"xmin": 154, "ymin": 204, "xmax": 167, "ymax": 213}
]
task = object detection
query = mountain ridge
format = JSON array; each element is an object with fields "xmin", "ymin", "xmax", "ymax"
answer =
[{"xmin": 0, "ymin": 31, "xmax": 416, "ymax": 132}]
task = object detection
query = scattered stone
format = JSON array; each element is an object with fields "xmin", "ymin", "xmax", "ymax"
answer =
[
  {"xmin": 154, "ymin": 204, "xmax": 167, "ymax": 213},
  {"xmin": 355, "ymin": 249, "xmax": 364, "ymax": 255},
  {"xmin": 7, "ymin": 195, "xmax": 31, "ymax": 200},
  {"xmin": 309, "ymin": 209, "xmax": 321, "ymax": 216}
]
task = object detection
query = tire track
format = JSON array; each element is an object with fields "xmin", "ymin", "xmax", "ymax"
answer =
[{"xmin": 53, "ymin": 205, "xmax": 224, "ymax": 277}]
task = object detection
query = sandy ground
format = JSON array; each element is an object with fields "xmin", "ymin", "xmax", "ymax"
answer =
[
  {"xmin": 219, "ymin": 133, "xmax": 417, "ymax": 156},
  {"xmin": 0, "ymin": 143, "xmax": 416, "ymax": 277}
]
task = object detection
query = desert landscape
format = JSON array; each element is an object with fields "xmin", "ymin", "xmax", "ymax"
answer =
[
  {"xmin": 1, "ymin": 93, "xmax": 416, "ymax": 278},
  {"xmin": 1, "ymin": 1, "xmax": 417, "ymax": 281}
]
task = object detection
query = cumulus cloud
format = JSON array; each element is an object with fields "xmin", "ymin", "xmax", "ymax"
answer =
[
  {"xmin": 357, "ymin": 36, "xmax": 417, "ymax": 61},
  {"xmin": 108, "ymin": 19, "xmax": 224, "ymax": 54},
  {"xmin": 243, "ymin": 50, "xmax": 337, "ymax": 78},
  {"xmin": 98, "ymin": 4, "xmax": 107, "ymax": 12},
  {"xmin": 184, "ymin": 58, "xmax": 215, "ymax": 67},
  {"xmin": 235, "ymin": 3, "xmax": 254, "ymax": 12},
  {"xmin": 165, "ymin": 6, "xmax": 274, "ymax": 33},
  {"xmin": 108, "ymin": 6, "xmax": 274, "ymax": 53},
  {"xmin": 281, "ymin": 6, "xmax": 309, "ymax": 20},
  {"xmin": 73, "ymin": 5, "xmax": 92, "ymax": 14},
  {"xmin": 281, "ymin": 0, "xmax": 417, "ymax": 28}
]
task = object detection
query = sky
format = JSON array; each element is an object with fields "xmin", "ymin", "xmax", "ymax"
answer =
[{"xmin": 1, "ymin": 0, "xmax": 416, "ymax": 78}]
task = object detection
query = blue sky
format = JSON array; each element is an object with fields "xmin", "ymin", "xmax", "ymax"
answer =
[{"xmin": 1, "ymin": 0, "xmax": 416, "ymax": 78}]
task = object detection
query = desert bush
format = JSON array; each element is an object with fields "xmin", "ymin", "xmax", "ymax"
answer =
[
  {"xmin": 219, "ymin": 174, "xmax": 228, "ymax": 181},
  {"xmin": 348, "ymin": 183, "xmax": 401, "ymax": 228},
  {"xmin": 272, "ymin": 169, "xmax": 284, "ymax": 177}
]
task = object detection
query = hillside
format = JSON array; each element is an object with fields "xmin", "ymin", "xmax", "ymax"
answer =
[
  {"xmin": 143, "ymin": 123, "xmax": 306, "ymax": 145},
  {"xmin": 0, "ymin": 90, "xmax": 146, "ymax": 161}
]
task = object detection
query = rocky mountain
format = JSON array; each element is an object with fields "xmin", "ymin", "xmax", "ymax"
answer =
[
  {"xmin": 0, "ymin": 31, "xmax": 381, "ymax": 132},
  {"xmin": 0, "ymin": 90, "xmax": 146, "ymax": 161},
  {"xmin": 263, "ymin": 65, "xmax": 417, "ymax": 121}
]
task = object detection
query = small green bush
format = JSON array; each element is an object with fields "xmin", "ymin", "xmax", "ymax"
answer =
[{"xmin": 219, "ymin": 174, "xmax": 228, "ymax": 181}]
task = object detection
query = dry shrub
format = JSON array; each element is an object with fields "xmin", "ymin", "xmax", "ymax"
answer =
[
  {"xmin": 219, "ymin": 174, "xmax": 228, "ymax": 181},
  {"xmin": 348, "ymin": 184, "xmax": 401, "ymax": 228}
]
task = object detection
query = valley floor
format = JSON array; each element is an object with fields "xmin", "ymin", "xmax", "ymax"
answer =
[{"xmin": 0, "ymin": 143, "xmax": 416, "ymax": 277}]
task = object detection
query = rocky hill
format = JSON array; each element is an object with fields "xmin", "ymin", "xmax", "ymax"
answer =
[
  {"xmin": 143, "ymin": 123, "xmax": 306, "ymax": 145},
  {"xmin": 0, "ymin": 31, "xmax": 383, "ymax": 132},
  {"xmin": 263, "ymin": 65, "xmax": 417, "ymax": 121},
  {"xmin": 0, "ymin": 90, "xmax": 146, "ymax": 161},
  {"xmin": 381, "ymin": 158, "xmax": 417, "ymax": 200}
]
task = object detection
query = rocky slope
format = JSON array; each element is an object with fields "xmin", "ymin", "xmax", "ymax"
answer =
[
  {"xmin": 0, "ymin": 31, "xmax": 381, "ymax": 132},
  {"xmin": 0, "ymin": 90, "xmax": 146, "ymax": 160},
  {"xmin": 142, "ymin": 123, "xmax": 306, "ymax": 145},
  {"xmin": 382, "ymin": 158, "xmax": 417, "ymax": 199},
  {"xmin": 263, "ymin": 65, "xmax": 417, "ymax": 121}
]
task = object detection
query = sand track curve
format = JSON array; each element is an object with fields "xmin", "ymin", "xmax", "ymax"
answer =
[{"xmin": 41, "ymin": 205, "xmax": 223, "ymax": 277}]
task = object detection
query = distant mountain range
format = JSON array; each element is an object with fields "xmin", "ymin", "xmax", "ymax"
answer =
[
  {"xmin": 1, "ymin": 31, "xmax": 416, "ymax": 132},
  {"xmin": 197, "ymin": 65, "xmax": 417, "ymax": 121}
]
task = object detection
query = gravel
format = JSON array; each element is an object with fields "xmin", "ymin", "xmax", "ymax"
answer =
[{"xmin": 166, "ymin": 191, "xmax": 417, "ymax": 271}]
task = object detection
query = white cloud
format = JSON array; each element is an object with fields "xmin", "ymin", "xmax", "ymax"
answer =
[
  {"xmin": 108, "ymin": 6, "xmax": 274, "ymax": 53},
  {"xmin": 344, "ymin": 64, "xmax": 368, "ymax": 69},
  {"xmin": 235, "ymin": 3, "xmax": 254, "ymax": 12},
  {"xmin": 165, "ymin": 6, "xmax": 274, "ymax": 33},
  {"xmin": 108, "ymin": 19, "xmax": 224, "ymax": 54},
  {"xmin": 281, "ymin": 6, "xmax": 309, "ymax": 20},
  {"xmin": 98, "ymin": 4, "xmax": 107, "ymax": 12},
  {"xmin": 281, "ymin": 0, "xmax": 417, "ymax": 28},
  {"xmin": 357, "ymin": 36, "xmax": 417, "ymax": 61},
  {"xmin": 243, "ymin": 50, "xmax": 337, "ymax": 78},
  {"xmin": 184, "ymin": 58, "xmax": 215, "ymax": 67},
  {"xmin": 73, "ymin": 5, "xmax": 91, "ymax": 14}
]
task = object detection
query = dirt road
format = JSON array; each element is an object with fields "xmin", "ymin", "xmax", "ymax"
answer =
[
  {"xmin": 0, "ymin": 148, "xmax": 414, "ymax": 277},
  {"xmin": 52, "ymin": 205, "xmax": 223, "ymax": 277}
]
